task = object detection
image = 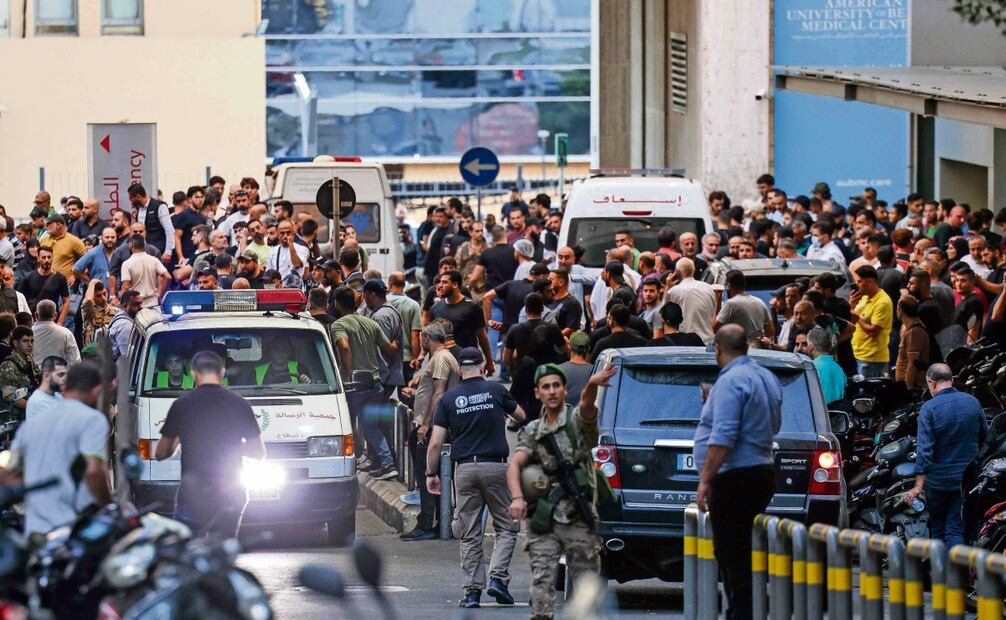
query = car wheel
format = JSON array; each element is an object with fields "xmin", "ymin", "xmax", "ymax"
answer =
[{"xmin": 326, "ymin": 518, "xmax": 356, "ymax": 547}]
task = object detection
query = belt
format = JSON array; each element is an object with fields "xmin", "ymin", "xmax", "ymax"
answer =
[{"xmin": 455, "ymin": 455, "xmax": 508, "ymax": 464}]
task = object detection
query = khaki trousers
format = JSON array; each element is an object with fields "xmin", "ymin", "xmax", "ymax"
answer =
[{"xmin": 453, "ymin": 461, "xmax": 520, "ymax": 591}]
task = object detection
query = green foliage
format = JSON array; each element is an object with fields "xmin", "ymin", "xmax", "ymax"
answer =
[{"xmin": 952, "ymin": 0, "xmax": 1006, "ymax": 34}]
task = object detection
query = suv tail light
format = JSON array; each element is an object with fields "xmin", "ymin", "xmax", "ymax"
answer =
[
  {"xmin": 808, "ymin": 450, "xmax": 842, "ymax": 495},
  {"xmin": 592, "ymin": 444, "xmax": 621, "ymax": 490}
]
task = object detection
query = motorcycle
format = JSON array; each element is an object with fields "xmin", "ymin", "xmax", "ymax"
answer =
[
  {"xmin": 848, "ymin": 436, "xmax": 928, "ymax": 538},
  {"xmin": 98, "ymin": 534, "xmax": 272, "ymax": 620},
  {"xmin": 835, "ymin": 376, "xmax": 915, "ymax": 480},
  {"xmin": 0, "ymin": 476, "xmax": 59, "ymax": 608}
]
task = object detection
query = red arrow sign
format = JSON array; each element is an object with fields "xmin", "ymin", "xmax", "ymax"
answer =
[{"xmin": 99, "ymin": 134, "xmax": 110, "ymax": 153}]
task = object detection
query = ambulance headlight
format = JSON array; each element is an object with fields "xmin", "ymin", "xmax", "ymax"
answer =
[
  {"xmin": 240, "ymin": 458, "xmax": 287, "ymax": 490},
  {"xmin": 307, "ymin": 436, "xmax": 343, "ymax": 457}
]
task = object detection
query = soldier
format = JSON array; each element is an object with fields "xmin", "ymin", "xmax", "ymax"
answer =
[
  {"xmin": 506, "ymin": 362, "xmax": 616, "ymax": 620},
  {"xmin": 0, "ymin": 326, "xmax": 41, "ymax": 421}
]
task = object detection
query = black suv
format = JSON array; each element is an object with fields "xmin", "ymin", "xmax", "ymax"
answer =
[{"xmin": 592, "ymin": 346, "xmax": 845, "ymax": 583}]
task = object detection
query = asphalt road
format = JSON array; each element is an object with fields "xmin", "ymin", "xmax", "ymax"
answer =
[{"xmin": 239, "ymin": 506, "xmax": 684, "ymax": 619}]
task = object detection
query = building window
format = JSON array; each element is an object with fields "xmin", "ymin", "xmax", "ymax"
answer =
[
  {"xmin": 35, "ymin": 0, "xmax": 77, "ymax": 35},
  {"xmin": 102, "ymin": 0, "xmax": 143, "ymax": 35},
  {"xmin": 669, "ymin": 32, "xmax": 688, "ymax": 114},
  {"xmin": 0, "ymin": 0, "xmax": 9, "ymax": 37}
]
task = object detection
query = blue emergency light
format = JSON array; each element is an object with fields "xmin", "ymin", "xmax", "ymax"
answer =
[{"xmin": 161, "ymin": 290, "xmax": 307, "ymax": 317}]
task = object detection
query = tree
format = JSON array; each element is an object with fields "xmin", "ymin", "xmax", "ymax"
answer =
[{"xmin": 952, "ymin": 0, "xmax": 1006, "ymax": 35}]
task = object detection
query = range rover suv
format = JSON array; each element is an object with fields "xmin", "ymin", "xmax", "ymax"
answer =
[{"xmin": 591, "ymin": 347, "xmax": 845, "ymax": 583}]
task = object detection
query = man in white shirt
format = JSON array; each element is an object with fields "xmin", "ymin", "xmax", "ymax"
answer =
[
  {"xmin": 962, "ymin": 236, "xmax": 993, "ymax": 279},
  {"xmin": 0, "ymin": 220, "xmax": 14, "ymax": 265},
  {"xmin": 128, "ymin": 184, "xmax": 176, "ymax": 264},
  {"xmin": 267, "ymin": 220, "xmax": 308, "ymax": 286},
  {"xmin": 120, "ymin": 235, "xmax": 171, "ymax": 308},
  {"xmin": 587, "ymin": 247, "xmax": 641, "ymax": 324},
  {"xmin": 806, "ymin": 221, "xmax": 847, "ymax": 269},
  {"xmin": 25, "ymin": 355, "xmax": 66, "ymax": 418},
  {"xmin": 664, "ymin": 257, "xmax": 719, "ymax": 344},
  {"xmin": 218, "ymin": 190, "xmax": 252, "ymax": 246},
  {"xmin": 31, "ymin": 300, "xmax": 80, "ymax": 364}
]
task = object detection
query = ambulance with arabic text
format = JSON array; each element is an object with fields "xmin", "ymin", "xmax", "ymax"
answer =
[{"xmin": 125, "ymin": 289, "xmax": 361, "ymax": 545}]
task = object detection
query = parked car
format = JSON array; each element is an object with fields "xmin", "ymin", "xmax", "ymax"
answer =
[
  {"xmin": 590, "ymin": 346, "xmax": 845, "ymax": 584},
  {"xmin": 702, "ymin": 257, "xmax": 847, "ymax": 305}
]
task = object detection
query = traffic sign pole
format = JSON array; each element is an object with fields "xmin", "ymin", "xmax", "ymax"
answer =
[
  {"xmin": 332, "ymin": 174, "xmax": 340, "ymax": 260},
  {"xmin": 555, "ymin": 133, "xmax": 569, "ymax": 200},
  {"xmin": 459, "ymin": 147, "xmax": 500, "ymax": 222}
]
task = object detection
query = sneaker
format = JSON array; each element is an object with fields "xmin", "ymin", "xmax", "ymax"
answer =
[
  {"xmin": 376, "ymin": 466, "xmax": 399, "ymax": 481},
  {"xmin": 458, "ymin": 590, "xmax": 481, "ymax": 609},
  {"xmin": 399, "ymin": 527, "xmax": 437, "ymax": 541},
  {"xmin": 357, "ymin": 457, "xmax": 379, "ymax": 473},
  {"xmin": 486, "ymin": 578, "xmax": 514, "ymax": 605},
  {"xmin": 399, "ymin": 490, "xmax": 420, "ymax": 506}
]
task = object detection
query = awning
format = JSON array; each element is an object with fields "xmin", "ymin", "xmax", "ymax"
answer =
[{"xmin": 774, "ymin": 66, "xmax": 1006, "ymax": 129}]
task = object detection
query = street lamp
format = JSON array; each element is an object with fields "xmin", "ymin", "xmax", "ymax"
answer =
[{"xmin": 537, "ymin": 129, "xmax": 550, "ymax": 186}]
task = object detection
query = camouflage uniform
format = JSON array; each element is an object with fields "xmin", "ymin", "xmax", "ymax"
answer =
[
  {"xmin": 515, "ymin": 405, "xmax": 602, "ymax": 619},
  {"xmin": 0, "ymin": 350, "xmax": 41, "ymax": 421},
  {"xmin": 81, "ymin": 299, "xmax": 120, "ymax": 345}
]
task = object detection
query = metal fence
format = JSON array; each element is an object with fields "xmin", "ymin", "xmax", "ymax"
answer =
[{"xmin": 686, "ymin": 502, "xmax": 1006, "ymax": 620}]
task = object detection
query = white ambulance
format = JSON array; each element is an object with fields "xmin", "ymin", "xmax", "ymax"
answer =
[
  {"xmin": 126, "ymin": 289, "xmax": 363, "ymax": 545},
  {"xmin": 558, "ymin": 172, "xmax": 715, "ymax": 277},
  {"xmin": 264, "ymin": 156, "xmax": 403, "ymax": 276}
]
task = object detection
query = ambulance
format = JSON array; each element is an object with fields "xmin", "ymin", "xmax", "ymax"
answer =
[
  {"xmin": 126, "ymin": 289, "xmax": 361, "ymax": 545},
  {"xmin": 264, "ymin": 156, "xmax": 403, "ymax": 276}
]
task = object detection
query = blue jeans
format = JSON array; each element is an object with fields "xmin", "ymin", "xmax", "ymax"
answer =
[
  {"xmin": 347, "ymin": 386, "xmax": 394, "ymax": 471},
  {"xmin": 927, "ymin": 486, "xmax": 964, "ymax": 549},
  {"xmin": 489, "ymin": 299, "xmax": 507, "ymax": 379},
  {"xmin": 856, "ymin": 360, "xmax": 888, "ymax": 379}
]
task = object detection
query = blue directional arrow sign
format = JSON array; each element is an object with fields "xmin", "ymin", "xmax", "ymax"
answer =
[{"xmin": 459, "ymin": 147, "xmax": 500, "ymax": 187}]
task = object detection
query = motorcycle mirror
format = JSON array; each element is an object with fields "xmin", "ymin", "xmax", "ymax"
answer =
[
  {"xmin": 119, "ymin": 448, "xmax": 144, "ymax": 482},
  {"xmin": 298, "ymin": 564, "xmax": 346, "ymax": 599},
  {"xmin": 829, "ymin": 411, "xmax": 851, "ymax": 434},
  {"xmin": 353, "ymin": 540, "xmax": 384, "ymax": 590}
]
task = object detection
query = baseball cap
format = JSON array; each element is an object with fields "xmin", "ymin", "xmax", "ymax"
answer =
[
  {"xmin": 569, "ymin": 331, "xmax": 590, "ymax": 351},
  {"xmin": 362, "ymin": 279, "xmax": 388, "ymax": 295},
  {"xmin": 811, "ymin": 182, "xmax": 831, "ymax": 195},
  {"xmin": 529, "ymin": 263, "xmax": 550, "ymax": 276},
  {"xmin": 321, "ymin": 258, "xmax": 340, "ymax": 271},
  {"xmin": 238, "ymin": 249, "xmax": 258, "ymax": 262},
  {"xmin": 345, "ymin": 272, "xmax": 366, "ymax": 289},
  {"xmin": 46, "ymin": 213, "xmax": 65, "ymax": 225},
  {"xmin": 534, "ymin": 363, "xmax": 567, "ymax": 385},
  {"xmin": 457, "ymin": 347, "xmax": 484, "ymax": 367},
  {"xmin": 604, "ymin": 260, "xmax": 624, "ymax": 277},
  {"xmin": 513, "ymin": 239, "xmax": 534, "ymax": 259},
  {"xmin": 743, "ymin": 199, "xmax": 765, "ymax": 214}
]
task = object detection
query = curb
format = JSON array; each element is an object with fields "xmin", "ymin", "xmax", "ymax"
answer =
[{"xmin": 357, "ymin": 471, "xmax": 420, "ymax": 534}]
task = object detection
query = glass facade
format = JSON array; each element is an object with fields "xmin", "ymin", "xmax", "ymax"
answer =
[{"xmin": 261, "ymin": 0, "xmax": 591, "ymax": 159}]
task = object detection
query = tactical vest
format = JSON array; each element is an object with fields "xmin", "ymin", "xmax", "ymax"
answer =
[
  {"xmin": 255, "ymin": 361, "xmax": 299, "ymax": 385},
  {"xmin": 139, "ymin": 199, "xmax": 167, "ymax": 253},
  {"xmin": 155, "ymin": 371, "xmax": 194, "ymax": 390}
]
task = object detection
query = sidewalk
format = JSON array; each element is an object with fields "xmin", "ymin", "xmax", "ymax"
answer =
[{"xmin": 357, "ymin": 469, "xmax": 420, "ymax": 534}]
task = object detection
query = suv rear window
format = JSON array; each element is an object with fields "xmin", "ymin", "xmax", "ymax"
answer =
[
  {"xmin": 568, "ymin": 217, "xmax": 706, "ymax": 268},
  {"xmin": 613, "ymin": 365, "xmax": 815, "ymax": 433}
]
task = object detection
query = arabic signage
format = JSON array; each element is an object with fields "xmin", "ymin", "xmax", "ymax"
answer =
[
  {"xmin": 87, "ymin": 123, "xmax": 158, "ymax": 221},
  {"xmin": 590, "ymin": 194, "xmax": 683, "ymax": 205},
  {"xmin": 773, "ymin": 0, "xmax": 909, "ymax": 203}
]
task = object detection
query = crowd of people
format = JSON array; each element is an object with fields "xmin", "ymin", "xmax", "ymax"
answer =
[{"xmin": 1, "ymin": 174, "xmax": 1005, "ymax": 618}]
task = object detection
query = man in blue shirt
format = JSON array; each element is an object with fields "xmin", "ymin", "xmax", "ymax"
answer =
[
  {"xmin": 807, "ymin": 326, "xmax": 845, "ymax": 404},
  {"xmin": 72, "ymin": 227, "xmax": 117, "ymax": 287},
  {"xmin": 905, "ymin": 363, "xmax": 987, "ymax": 548},
  {"xmin": 694, "ymin": 324, "xmax": 782, "ymax": 620}
]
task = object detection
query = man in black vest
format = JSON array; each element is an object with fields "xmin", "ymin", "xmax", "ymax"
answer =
[{"xmin": 127, "ymin": 184, "xmax": 175, "ymax": 266}]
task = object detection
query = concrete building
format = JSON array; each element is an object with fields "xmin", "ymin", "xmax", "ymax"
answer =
[
  {"xmin": 0, "ymin": 0, "xmax": 265, "ymax": 217},
  {"xmin": 597, "ymin": 0, "xmax": 771, "ymax": 203}
]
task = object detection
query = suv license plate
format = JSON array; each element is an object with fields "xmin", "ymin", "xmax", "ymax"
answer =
[
  {"xmin": 677, "ymin": 454, "xmax": 697, "ymax": 472},
  {"xmin": 249, "ymin": 488, "xmax": 280, "ymax": 501}
]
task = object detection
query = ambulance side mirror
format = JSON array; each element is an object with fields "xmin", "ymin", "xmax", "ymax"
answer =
[{"xmin": 345, "ymin": 370, "xmax": 375, "ymax": 393}]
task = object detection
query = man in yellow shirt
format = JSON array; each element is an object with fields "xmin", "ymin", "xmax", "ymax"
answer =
[
  {"xmin": 850, "ymin": 265, "xmax": 893, "ymax": 378},
  {"xmin": 40, "ymin": 214, "xmax": 86, "ymax": 284}
]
